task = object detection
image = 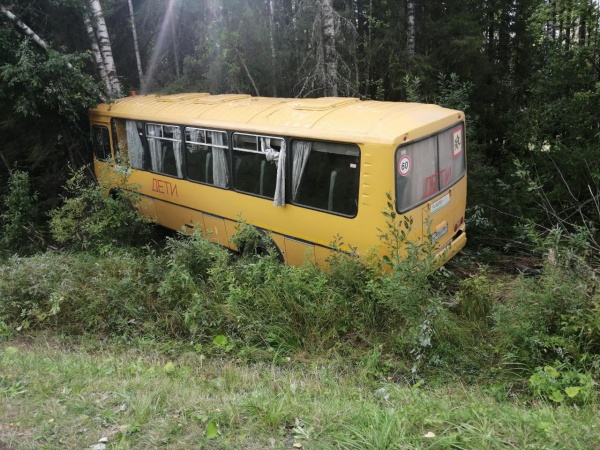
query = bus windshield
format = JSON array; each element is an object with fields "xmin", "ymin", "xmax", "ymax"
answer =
[{"xmin": 395, "ymin": 123, "xmax": 465, "ymax": 213}]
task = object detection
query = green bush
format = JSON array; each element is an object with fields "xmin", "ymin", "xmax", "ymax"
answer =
[
  {"xmin": 0, "ymin": 170, "xmax": 44, "ymax": 256},
  {"xmin": 49, "ymin": 167, "xmax": 154, "ymax": 253}
]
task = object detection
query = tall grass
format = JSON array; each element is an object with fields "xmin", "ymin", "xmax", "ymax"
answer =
[{"xmin": 0, "ymin": 172, "xmax": 598, "ymax": 403}]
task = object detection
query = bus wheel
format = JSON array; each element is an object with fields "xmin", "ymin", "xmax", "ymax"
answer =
[
  {"xmin": 108, "ymin": 188, "xmax": 121, "ymax": 199},
  {"xmin": 236, "ymin": 227, "xmax": 283, "ymax": 263}
]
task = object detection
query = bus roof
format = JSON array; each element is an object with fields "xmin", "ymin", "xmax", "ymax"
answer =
[{"xmin": 89, "ymin": 93, "xmax": 463, "ymax": 145}]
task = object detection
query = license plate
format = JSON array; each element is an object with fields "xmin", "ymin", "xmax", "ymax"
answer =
[
  {"xmin": 430, "ymin": 193, "xmax": 450, "ymax": 214},
  {"xmin": 432, "ymin": 224, "xmax": 448, "ymax": 242}
]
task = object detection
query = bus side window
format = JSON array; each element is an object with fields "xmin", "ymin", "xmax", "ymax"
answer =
[
  {"xmin": 291, "ymin": 140, "xmax": 360, "ymax": 216},
  {"xmin": 185, "ymin": 127, "xmax": 229, "ymax": 188},
  {"xmin": 146, "ymin": 123, "xmax": 183, "ymax": 178},
  {"xmin": 92, "ymin": 125, "xmax": 111, "ymax": 161},
  {"xmin": 232, "ymin": 133, "xmax": 283, "ymax": 199},
  {"xmin": 112, "ymin": 119, "xmax": 146, "ymax": 169}
]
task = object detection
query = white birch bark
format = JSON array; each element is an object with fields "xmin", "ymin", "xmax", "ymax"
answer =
[
  {"xmin": 88, "ymin": 0, "xmax": 122, "ymax": 97},
  {"xmin": 84, "ymin": 13, "xmax": 111, "ymax": 92},
  {"xmin": 321, "ymin": 0, "xmax": 338, "ymax": 96},
  {"xmin": 1, "ymin": 5, "xmax": 75, "ymax": 69},
  {"xmin": 128, "ymin": 0, "xmax": 144, "ymax": 86},
  {"xmin": 407, "ymin": 0, "xmax": 416, "ymax": 58},
  {"xmin": 0, "ymin": 5, "xmax": 48, "ymax": 51}
]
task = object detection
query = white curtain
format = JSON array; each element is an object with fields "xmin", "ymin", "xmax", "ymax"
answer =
[
  {"xmin": 173, "ymin": 127, "xmax": 183, "ymax": 178},
  {"xmin": 187, "ymin": 128, "xmax": 203, "ymax": 149},
  {"xmin": 261, "ymin": 137, "xmax": 286, "ymax": 207},
  {"xmin": 211, "ymin": 132, "xmax": 229, "ymax": 188},
  {"xmin": 274, "ymin": 140, "xmax": 286, "ymax": 206},
  {"xmin": 147, "ymin": 124, "xmax": 164, "ymax": 173},
  {"xmin": 291, "ymin": 140, "xmax": 311, "ymax": 200},
  {"xmin": 125, "ymin": 120, "xmax": 144, "ymax": 169}
]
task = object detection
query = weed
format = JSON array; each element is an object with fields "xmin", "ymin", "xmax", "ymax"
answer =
[{"xmin": 529, "ymin": 363, "xmax": 595, "ymax": 405}]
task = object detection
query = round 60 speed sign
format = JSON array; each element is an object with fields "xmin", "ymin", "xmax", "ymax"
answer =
[{"xmin": 398, "ymin": 155, "xmax": 411, "ymax": 176}]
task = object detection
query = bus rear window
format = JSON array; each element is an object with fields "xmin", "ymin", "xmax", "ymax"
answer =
[{"xmin": 395, "ymin": 124, "xmax": 465, "ymax": 212}]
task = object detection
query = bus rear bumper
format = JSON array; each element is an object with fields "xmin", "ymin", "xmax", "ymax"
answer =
[{"xmin": 434, "ymin": 228, "xmax": 466, "ymax": 268}]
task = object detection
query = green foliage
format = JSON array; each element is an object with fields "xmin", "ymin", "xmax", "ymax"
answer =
[
  {"xmin": 453, "ymin": 269, "xmax": 494, "ymax": 321},
  {"xmin": 0, "ymin": 44, "xmax": 101, "ymax": 125},
  {"xmin": 493, "ymin": 261, "xmax": 599, "ymax": 374},
  {"xmin": 49, "ymin": 168, "xmax": 154, "ymax": 253},
  {"xmin": 402, "ymin": 75, "xmax": 423, "ymax": 103},
  {"xmin": 529, "ymin": 363, "xmax": 595, "ymax": 405},
  {"xmin": 0, "ymin": 170, "xmax": 44, "ymax": 256},
  {"xmin": 229, "ymin": 220, "xmax": 281, "ymax": 260},
  {"xmin": 435, "ymin": 73, "xmax": 474, "ymax": 114}
]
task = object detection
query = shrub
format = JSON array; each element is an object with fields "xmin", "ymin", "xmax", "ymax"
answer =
[
  {"xmin": 49, "ymin": 167, "xmax": 154, "ymax": 253},
  {"xmin": 0, "ymin": 170, "xmax": 44, "ymax": 256}
]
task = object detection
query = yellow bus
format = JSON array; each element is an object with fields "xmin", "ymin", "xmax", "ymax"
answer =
[{"xmin": 89, "ymin": 93, "xmax": 466, "ymax": 267}]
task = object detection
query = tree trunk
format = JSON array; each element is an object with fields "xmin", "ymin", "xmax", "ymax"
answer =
[
  {"xmin": 268, "ymin": 0, "xmax": 278, "ymax": 96},
  {"xmin": 84, "ymin": 13, "xmax": 111, "ymax": 92},
  {"xmin": 1, "ymin": 5, "xmax": 76, "ymax": 70},
  {"xmin": 321, "ymin": 0, "xmax": 338, "ymax": 96},
  {"xmin": 88, "ymin": 0, "xmax": 121, "ymax": 98},
  {"xmin": 407, "ymin": 0, "xmax": 416, "ymax": 59},
  {"xmin": 170, "ymin": 6, "xmax": 180, "ymax": 78},
  {"xmin": 0, "ymin": 5, "xmax": 48, "ymax": 51},
  {"xmin": 128, "ymin": 0, "xmax": 144, "ymax": 87}
]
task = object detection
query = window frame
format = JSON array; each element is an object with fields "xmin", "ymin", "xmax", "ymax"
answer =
[
  {"xmin": 289, "ymin": 138, "xmax": 361, "ymax": 218},
  {"xmin": 92, "ymin": 125, "xmax": 111, "ymax": 162},
  {"xmin": 184, "ymin": 126, "xmax": 230, "ymax": 189},
  {"xmin": 231, "ymin": 132, "xmax": 285, "ymax": 200},
  {"xmin": 394, "ymin": 122, "xmax": 466, "ymax": 214},
  {"xmin": 145, "ymin": 122, "xmax": 184, "ymax": 179}
]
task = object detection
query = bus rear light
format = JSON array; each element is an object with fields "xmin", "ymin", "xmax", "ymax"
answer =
[
  {"xmin": 458, "ymin": 114, "xmax": 462, "ymax": 119},
  {"xmin": 403, "ymin": 134, "xmax": 408, "ymax": 141},
  {"xmin": 454, "ymin": 216, "xmax": 464, "ymax": 232}
]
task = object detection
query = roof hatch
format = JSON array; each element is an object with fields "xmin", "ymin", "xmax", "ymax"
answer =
[
  {"xmin": 193, "ymin": 94, "xmax": 251, "ymax": 105},
  {"xmin": 292, "ymin": 97, "xmax": 360, "ymax": 111}
]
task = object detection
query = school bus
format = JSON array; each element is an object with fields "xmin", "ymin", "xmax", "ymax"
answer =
[{"xmin": 89, "ymin": 93, "xmax": 466, "ymax": 267}]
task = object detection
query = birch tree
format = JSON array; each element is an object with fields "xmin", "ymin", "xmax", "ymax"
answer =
[
  {"xmin": 84, "ymin": 13, "xmax": 110, "ymax": 92},
  {"xmin": 407, "ymin": 0, "xmax": 416, "ymax": 58},
  {"xmin": 0, "ymin": 5, "xmax": 48, "ymax": 52},
  {"xmin": 87, "ymin": 0, "xmax": 122, "ymax": 97}
]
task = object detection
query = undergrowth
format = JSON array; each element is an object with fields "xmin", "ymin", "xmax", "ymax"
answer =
[{"xmin": 0, "ymin": 171, "xmax": 598, "ymax": 405}]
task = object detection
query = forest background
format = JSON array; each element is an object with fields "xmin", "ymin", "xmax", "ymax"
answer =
[
  {"xmin": 1, "ymin": 0, "xmax": 599, "ymax": 244},
  {"xmin": 0, "ymin": 1, "xmax": 599, "ymax": 447}
]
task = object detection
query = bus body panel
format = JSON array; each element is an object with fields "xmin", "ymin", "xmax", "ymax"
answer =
[{"xmin": 89, "ymin": 94, "xmax": 467, "ymax": 268}]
